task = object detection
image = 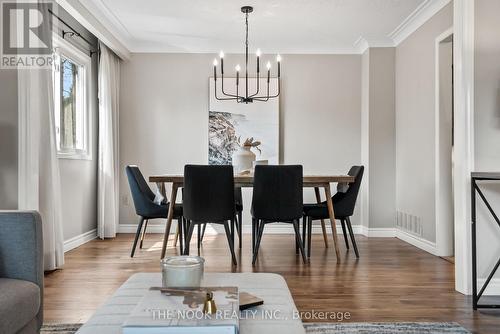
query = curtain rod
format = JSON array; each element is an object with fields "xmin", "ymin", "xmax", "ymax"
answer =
[{"xmin": 48, "ymin": 8, "xmax": 98, "ymax": 57}]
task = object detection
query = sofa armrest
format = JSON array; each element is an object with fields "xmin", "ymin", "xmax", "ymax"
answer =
[{"xmin": 0, "ymin": 211, "xmax": 44, "ymax": 328}]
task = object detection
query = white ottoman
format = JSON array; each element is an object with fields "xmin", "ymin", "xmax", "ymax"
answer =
[{"xmin": 76, "ymin": 273, "xmax": 305, "ymax": 334}]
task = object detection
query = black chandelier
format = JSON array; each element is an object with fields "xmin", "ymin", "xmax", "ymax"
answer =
[{"xmin": 212, "ymin": 6, "xmax": 281, "ymax": 104}]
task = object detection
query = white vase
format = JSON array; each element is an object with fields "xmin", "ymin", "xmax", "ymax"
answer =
[{"xmin": 232, "ymin": 146, "xmax": 256, "ymax": 174}]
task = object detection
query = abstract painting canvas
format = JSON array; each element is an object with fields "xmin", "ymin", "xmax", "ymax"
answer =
[{"xmin": 208, "ymin": 77, "xmax": 279, "ymax": 165}]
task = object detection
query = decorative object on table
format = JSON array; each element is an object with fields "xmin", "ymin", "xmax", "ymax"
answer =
[
  {"xmin": 122, "ymin": 287, "xmax": 239, "ymax": 334},
  {"xmin": 211, "ymin": 6, "xmax": 281, "ymax": 104},
  {"xmin": 239, "ymin": 292, "xmax": 264, "ymax": 310},
  {"xmin": 231, "ymin": 137, "xmax": 260, "ymax": 174},
  {"xmin": 252, "ymin": 159, "xmax": 269, "ymax": 170},
  {"xmin": 203, "ymin": 292, "xmax": 217, "ymax": 314},
  {"xmin": 160, "ymin": 256, "xmax": 204, "ymax": 288},
  {"xmin": 208, "ymin": 82, "xmax": 279, "ymax": 165}
]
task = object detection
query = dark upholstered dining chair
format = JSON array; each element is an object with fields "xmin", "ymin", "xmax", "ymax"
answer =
[
  {"xmin": 182, "ymin": 165, "xmax": 237, "ymax": 265},
  {"xmin": 251, "ymin": 165, "xmax": 307, "ymax": 264},
  {"xmin": 303, "ymin": 165, "xmax": 364, "ymax": 258},
  {"xmin": 126, "ymin": 165, "xmax": 183, "ymax": 257},
  {"xmin": 199, "ymin": 187, "xmax": 243, "ymax": 249}
]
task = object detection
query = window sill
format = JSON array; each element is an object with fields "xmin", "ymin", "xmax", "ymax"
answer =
[{"xmin": 57, "ymin": 153, "xmax": 92, "ymax": 161}]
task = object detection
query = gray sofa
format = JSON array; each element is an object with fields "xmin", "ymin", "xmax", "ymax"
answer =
[{"xmin": 0, "ymin": 211, "xmax": 43, "ymax": 334}]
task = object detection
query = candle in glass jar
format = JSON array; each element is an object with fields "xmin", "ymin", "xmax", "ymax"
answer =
[{"xmin": 161, "ymin": 256, "xmax": 205, "ymax": 288}]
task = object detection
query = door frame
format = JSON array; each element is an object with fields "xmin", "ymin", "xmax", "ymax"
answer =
[
  {"xmin": 452, "ymin": 0, "xmax": 475, "ymax": 295},
  {"xmin": 434, "ymin": 27, "xmax": 454, "ymax": 257}
]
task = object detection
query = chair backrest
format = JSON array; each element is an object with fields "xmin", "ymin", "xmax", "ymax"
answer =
[
  {"xmin": 252, "ymin": 165, "xmax": 303, "ymax": 221},
  {"xmin": 126, "ymin": 165, "xmax": 159, "ymax": 217},
  {"xmin": 332, "ymin": 165, "xmax": 364, "ymax": 218},
  {"xmin": 183, "ymin": 165, "xmax": 235, "ymax": 222}
]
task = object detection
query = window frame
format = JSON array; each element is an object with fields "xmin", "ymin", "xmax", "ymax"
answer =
[{"xmin": 52, "ymin": 35, "xmax": 92, "ymax": 160}]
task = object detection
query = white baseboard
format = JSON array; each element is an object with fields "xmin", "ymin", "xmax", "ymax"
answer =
[
  {"xmin": 63, "ymin": 229, "xmax": 97, "ymax": 252},
  {"xmin": 395, "ymin": 228, "xmax": 438, "ymax": 255},
  {"xmin": 360, "ymin": 226, "xmax": 396, "ymax": 237},
  {"xmin": 118, "ymin": 222, "xmax": 397, "ymax": 237},
  {"xmin": 477, "ymin": 278, "xmax": 500, "ymax": 296}
]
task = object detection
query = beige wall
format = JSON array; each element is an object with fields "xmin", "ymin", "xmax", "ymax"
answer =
[
  {"xmin": 56, "ymin": 8, "xmax": 99, "ymax": 241},
  {"xmin": 474, "ymin": 0, "xmax": 500, "ymax": 278},
  {"xmin": 362, "ymin": 48, "xmax": 396, "ymax": 229},
  {"xmin": 0, "ymin": 69, "xmax": 18, "ymax": 209},
  {"xmin": 119, "ymin": 53, "xmax": 362, "ymax": 227},
  {"xmin": 395, "ymin": 3, "xmax": 453, "ymax": 243}
]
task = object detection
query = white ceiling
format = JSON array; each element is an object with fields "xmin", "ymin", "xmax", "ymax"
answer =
[{"xmin": 80, "ymin": 0, "xmax": 439, "ymax": 54}]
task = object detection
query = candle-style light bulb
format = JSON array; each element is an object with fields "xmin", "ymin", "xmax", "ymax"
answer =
[
  {"xmin": 220, "ymin": 51, "xmax": 224, "ymax": 75},
  {"xmin": 213, "ymin": 59, "xmax": 217, "ymax": 80},
  {"xmin": 266, "ymin": 61, "xmax": 271, "ymax": 83},
  {"xmin": 256, "ymin": 49, "xmax": 262, "ymax": 57},
  {"xmin": 236, "ymin": 64, "xmax": 240, "ymax": 86},
  {"xmin": 276, "ymin": 55, "xmax": 281, "ymax": 78}
]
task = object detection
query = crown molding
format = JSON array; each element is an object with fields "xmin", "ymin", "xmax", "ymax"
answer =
[
  {"xmin": 354, "ymin": 36, "xmax": 395, "ymax": 54},
  {"xmin": 56, "ymin": 0, "xmax": 131, "ymax": 59},
  {"xmin": 354, "ymin": 37, "xmax": 370, "ymax": 54},
  {"xmin": 389, "ymin": 0, "xmax": 452, "ymax": 46},
  {"xmin": 66, "ymin": 0, "xmax": 449, "ymax": 56},
  {"xmin": 78, "ymin": 0, "xmax": 133, "ymax": 47}
]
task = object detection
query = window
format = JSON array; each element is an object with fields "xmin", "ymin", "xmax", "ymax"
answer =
[{"xmin": 53, "ymin": 35, "xmax": 92, "ymax": 159}]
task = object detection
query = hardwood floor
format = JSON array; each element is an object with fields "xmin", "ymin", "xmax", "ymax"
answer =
[{"xmin": 44, "ymin": 233, "xmax": 500, "ymax": 333}]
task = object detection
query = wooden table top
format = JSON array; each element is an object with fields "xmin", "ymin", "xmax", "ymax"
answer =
[{"xmin": 149, "ymin": 174, "xmax": 355, "ymax": 187}]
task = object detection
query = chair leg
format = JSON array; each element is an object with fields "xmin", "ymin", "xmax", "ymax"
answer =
[
  {"xmin": 223, "ymin": 221, "xmax": 237, "ymax": 266},
  {"xmin": 346, "ymin": 217, "xmax": 359, "ymax": 258},
  {"xmin": 308, "ymin": 216, "xmax": 312, "ymax": 258},
  {"xmin": 178, "ymin": 218, "xmax": 184, "ymax": 255},
  {"xmin": 184, "ymin": 221, "xmax": 195, "ymax": 255},
  {"xmin": 292, "ymin": 219, "xmax": 308, "ymax": 263},
  {"xmin": 252, "ymin": 221, "xmax": 265, "ymax": 265},
  {"xmin": 252, "ymin": 218, "xmax": 256, "ymax": 253},
  {"xmin": 200, "ymin": 223, "xmax": 207, "ymax": 243},
  {"xmin": 197, "ymin": 224, "xmax": 201, "ymax": 256},
  {"xmin": 131, "ymin": 217, "xmax": 145, "ymax": 257},
  {"xmin": 237, "ymin": 212, "xmax": 243, "ymax": 249},
  {"xmin": 139, "ymin": 219, "xmax": 149, "ymax": 249},
  {"xmin": 340, "ymin": 219, "xmax": 350, "ymax": 249},
  {"xmin": 295, "ymin": 219, "xmax": 300, "ymax": 255},
  {"xmin": 302, "ymin": 215, "xmax": 307, "ymax": 249}
]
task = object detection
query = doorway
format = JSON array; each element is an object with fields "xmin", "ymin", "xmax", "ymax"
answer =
[{"xmin": 435, "ymin": 29, "xmax": 454, "ymax": 258}]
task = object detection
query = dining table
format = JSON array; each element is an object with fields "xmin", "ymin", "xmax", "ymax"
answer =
[{"xmin": 149, "ymin": 173, "xmax": 355, "ymax": 261}]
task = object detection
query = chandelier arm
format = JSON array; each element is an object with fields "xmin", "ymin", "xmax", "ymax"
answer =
[
  {"xmin": 253, "ymin": 77, "xmax": 280, "ymax": 100},
  {"xmin": 220, "ymin": 74, "xmax": 239, "ymax": 98},
  {"xmin": 252, "ymin": 79, "xmax": 271, "ymax": 102},
  {"xmin": 249, "ymin": 72, "xmax": 260, "ymax": 98},
  {"xmin": 215, "ymin": 80, "xmax": 239, "ymax": 100}
]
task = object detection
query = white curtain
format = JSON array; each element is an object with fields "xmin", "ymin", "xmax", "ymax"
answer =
[
  {"xmin": 97, "ymin": 42, "xmax": 120, "ymax": 238},
  {"xmin": 17, "ymin": 2, "xmax": 64, "ymax": 270}
]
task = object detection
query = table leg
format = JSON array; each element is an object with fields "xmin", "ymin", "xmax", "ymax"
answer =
[
  {"xmin": 161, "ymin": 183, "xmax": 178, "ymax": 259},
  {"xmin": 157, "ymin": 182, "xmax": 180, "ymax": 249},
  {"xmin": 324, "ymin": 184, "xmax": 340, "ymax": 260},
  {"xmin": 314, "ymin": 187, "xmax": 329, "ymax": 248}
]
